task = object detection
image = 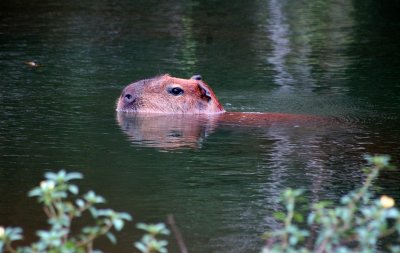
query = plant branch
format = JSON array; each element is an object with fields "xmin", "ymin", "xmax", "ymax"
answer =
[
  {"xmin": 167, "ymin": 214, "xmax": 188, "ymax": 253},
  {"xmin": 75, "ymin": 222, "xmax": 113, "ymax": 248}
]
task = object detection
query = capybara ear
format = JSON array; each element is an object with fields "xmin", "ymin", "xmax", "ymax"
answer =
[
  {"xmin": 191, "ymin": 74, "xmax": 202, "ymax": 81},
  {"xmin": 198, "ymin": 82, "xmax": 212, "ymax": 102}
]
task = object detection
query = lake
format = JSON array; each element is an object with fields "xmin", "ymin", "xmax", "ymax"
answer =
[{"xmin": 1, "ymin": 0, "xmax": 400, "ymax": 252}]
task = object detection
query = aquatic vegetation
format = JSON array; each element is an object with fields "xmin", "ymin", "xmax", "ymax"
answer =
[{"xmin": 262, "ymin": 155, "xmax": 400, "ymax": 253}]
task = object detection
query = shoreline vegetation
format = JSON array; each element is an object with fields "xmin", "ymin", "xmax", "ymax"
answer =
[{"xmin": 1, "ymin": 156, "xmax": 399, "ymax": 253}]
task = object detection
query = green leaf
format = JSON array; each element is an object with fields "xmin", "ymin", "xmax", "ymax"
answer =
[
  {"xmin": 65, "ymin": 172, "xmax": 83, "ymax": 181},
  {"xmin": 135, "ymin": 242, "xmax": 147, "ymax": 253},
  {"xmin": 385, "ymin": 208, "xmax": 399, "ymax": 219},
  {"xmin": 89, "ymin": 207, "xmax": 98, "ymax": 218},
  {"xmin": 97, "ymin": 209, "xmax": 114, "ymax": 217},
  {"xmin": 68, "ymin": 185, "xmax": 79, "ymax": 195},
  {"xmin": 293, "ymin": 212, "xmax": 304, "ymax": 223},
  {"xmin": 136, "ymin": 223, "xmax": 147, "ymax": 231},
  {"xmin": 95, "ymin": 195, "xmax": 105, "ymax": 204},
  {"xmin": 113, "ymin": 219, "xmax": 124, "ymax": 231},
  {"xmin": 307, "ymin": 212, "xmax": 316, "ymax": 225},
  {"xmin": 106, "ymin": 232, "xmax": 117, "ymax": 244},
  {"xmin": 364, "ymin": 155, "xmax": 391, "ymax": 167},
  {"xmin": 28, "ymin": 187, "xmax": 42, "ymax": 197},
  {"xmin": 82, "ymin": 226, "xmax": 99, "ymax": 235},
  {"xmin": 273, "ymin": 211, "xmax": 286, "ymax": 221},
  {"xmin": 85, "ymin": 191, "xmax": 105, "ymax": 204},
  {"xmin": 390, "ymin": 245, "xmax": 400, "ymax": 253},
  {"xmin": 5, "ymin": 227, "xmax": 23, "ymax": 242},
  {"xmin": 289, "ymin": 234, "xmax": 299, "ymax": 245},
  {"xmin": 76, "ymin": 199, "xmax": 85, "ymax": 208},
  {"xmin": 45, "ymin": 171, "xmax": 58, "ymax": 180},
  {"xmin": 118, "ymin": 212, "xmax": 132, "ymax": 221}
]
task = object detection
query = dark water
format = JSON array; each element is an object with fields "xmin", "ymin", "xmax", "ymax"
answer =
[{"xmin": 1, "ymin": 0, "xmax": 400, "ymax": 252}]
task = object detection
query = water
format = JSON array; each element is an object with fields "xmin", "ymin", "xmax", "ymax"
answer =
[{"xmin": 1, "ymin": 0, "xmax": 400, "ymax": 252}]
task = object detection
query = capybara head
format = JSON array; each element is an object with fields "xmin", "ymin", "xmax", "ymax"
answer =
[{"xmin": 116, "ymin": 74, "xmax": 225, "ymax": 114}]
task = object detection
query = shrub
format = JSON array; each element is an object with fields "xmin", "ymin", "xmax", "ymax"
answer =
[
  {"xmin": 262, "ymin": 155, "xmax": 400, "ymax": 253},
  {"xmin": 0, "ymin": 170, "xmax": 169, "ymax": 253}
]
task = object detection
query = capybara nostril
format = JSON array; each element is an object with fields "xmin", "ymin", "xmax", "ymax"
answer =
[
  {"xmin": 191, "ymin": 75, "xmax": 202, "ymax": 81},
  {"xmin": 124, "ymin": 93, "xmax": 134, "ymax": 103}
]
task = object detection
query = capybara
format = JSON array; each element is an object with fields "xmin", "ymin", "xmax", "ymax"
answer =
[
  {"xmin": 116, "ymin": 74, "xmax": 225, "ymax": 114},
  {"xmin": 116, "ymin": 74, "xmax": 321, "ymax": 124}
]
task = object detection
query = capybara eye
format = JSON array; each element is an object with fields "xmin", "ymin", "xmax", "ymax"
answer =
[
  {"xmin": 168, "ymin": 87, "xmax": 184, "ymax": 96},
  {"xmin": 124, "ymin": 93, "xmax": 134, "ymax": 103}
]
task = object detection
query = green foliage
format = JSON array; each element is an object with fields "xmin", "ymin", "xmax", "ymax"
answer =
[
  {"xmin": 262, "ymin": 155, "xmax": 400, "ymax": 253},
  {"xmin": 0, "ymin": 170, "xmax": 158, "ymax": 253},
  {"xmin": 135, "ymin": 223, "xmax": 170, "ymax": 253}
]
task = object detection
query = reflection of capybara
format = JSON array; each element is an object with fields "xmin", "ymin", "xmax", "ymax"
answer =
[
  {"xmin": 116, "ymin": 74, "xmax": 225, "ymax": 114},
  {"xmin": 116, "ymin": 113, "xmax": 221, "ymax": 149}
]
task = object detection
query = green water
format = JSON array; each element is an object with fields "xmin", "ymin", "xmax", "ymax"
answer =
[{"xmin": 1, "ymin": 0, "xmax": 400, "ymax": 252}]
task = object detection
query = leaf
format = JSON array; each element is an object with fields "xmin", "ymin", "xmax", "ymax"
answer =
[
  {"xmin": 95, "ymin": 195, "xmax": 106, "ymax": 204},
  {"xmin": 36, "ymin": 230, "xmax": 50, "ymax": 240},
  {"xmin": 97, "ymin": 209, "xmax": 114, "ymax": 217},
  {"xmin": 390, "ymin": 245, "xmax": 400, "ymax": 253},
  {"xmin": 136, "ymin": 223, "xmax": 148, "ymax": 231},
  {"xmin": 9, "ymin": 232, "xmax": 23, "ymax": 241},
  {"xmin": 45, "ymin": 171, "xmax": 58, "ymax": 180},
  {"xmin": 28, "ymin": 187, "xmax": 42, "ymax": 197},
  {"xmin": 52, "ymin": 170, "xmax": 66, "ymax": 182},
  {"xmin": 113, "ymin": 219, "xmax": 124, "ymax": 231},
  {"xmin": 289, "ymin": 234, "xmax": 299, "ymax": 245},
  {"xmin": 293, "ymin": 213, "xmax": 304, "ymax": 223},
  {"xmin": 65, "ymin": 172, "xmax": 83, "ymax": 181},
  {"xmin": 76, "ymin": 199, "xmax": 85, "ymax": 208},
  {"xmin": 68, "ymin": 185, "xmax": 79, "ymax": 195},
  {"xmin": 273, "ymin": 211, "xmax": 286, "ymax": 221},
  {"xmin": 118, "ymin": 212, "xmax": 132, "ymax": 221},
  {"xmin": 82, "ymin": 226, "xmax": 99, "ymax": 234},
  {"xmin": 85, "ymin": 191, "xmax": 105, "ymax": 204},
  {"xmin": 7, "ymin": 227, "xmax": 23, "ymax": 241},
  {"xmin": 135, "ymin": 242, "xmax": 147, "ymax": 253},
  {"xmin": 89, "ymin": 207, "xmax": 98, "ymax": 218},
  {"xmin": 158, "ymin": 239, "xmax": 168, "ymax": 247},
  {"xmin": 385, "ymin": 208, "xmax": 399, "ymax": 219},
  {"xmin": 106, "ymin": 232, "xmax": 117, "ymax": 244},
  {"xmin": 307, "ymin": 212, "xmax": 316, "ymax": 224}
]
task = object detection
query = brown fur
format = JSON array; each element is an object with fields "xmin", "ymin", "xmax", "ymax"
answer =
[{"xmin": 116, "ymin": 74, "xmax": 225, "ymax": 114}]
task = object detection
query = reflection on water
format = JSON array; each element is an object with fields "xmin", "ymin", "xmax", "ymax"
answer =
[
  {"xmin": 116, "ymin": 113, "xmax": 220, "ymax": 150},
  {"xmin": 267, "ymin": 0, "xmax": 294, "ymax": 87},
  {"xmin": 264, "ymin": 0, "xmax": 355, "ymax": 93},
  {"xmin": 1, "ymin": 0, "xmax": 400, "ymax": 252}
]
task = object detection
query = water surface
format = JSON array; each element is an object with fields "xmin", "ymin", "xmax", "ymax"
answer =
[{"xmin": 1, "ymin": 0, "xmax": 400, "ymax": 252}]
